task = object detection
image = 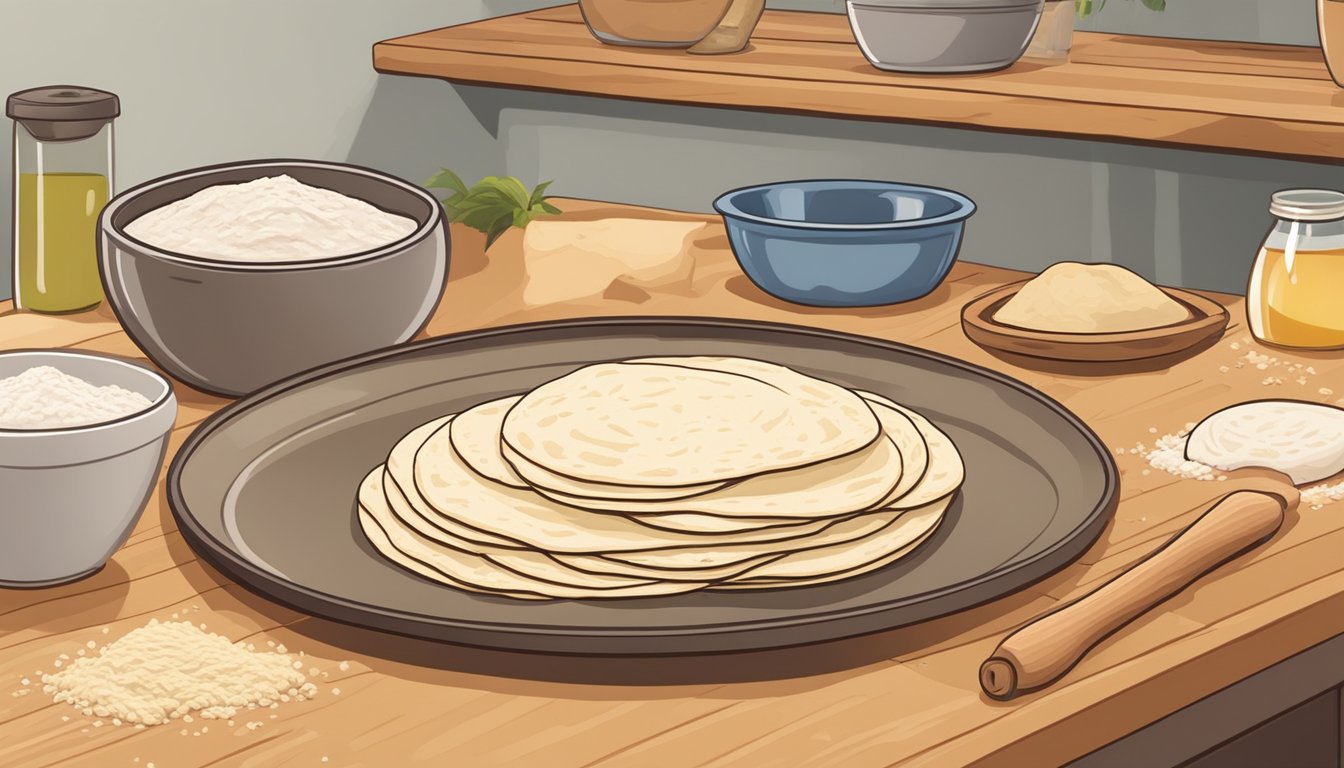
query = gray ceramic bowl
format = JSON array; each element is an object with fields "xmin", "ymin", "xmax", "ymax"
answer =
[
  {"xmin": 0, "ymin": 350, "xmax": 176, "ymax": 587},
  {"xmin": 848, "ymin": 0, "xmax": 1045, "ymax": 73},
  {"xmin": 714, "ymin": 179, "xmax": 976, "ymax": 307},
  {"xmin": 99, "ymin": 160, "xmax": 449, "ymax": 397}
]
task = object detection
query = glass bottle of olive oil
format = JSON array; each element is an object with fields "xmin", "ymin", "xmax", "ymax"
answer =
[{"xmin": 7, "ymin": 87, "xmax": 119, "ymax": 313}]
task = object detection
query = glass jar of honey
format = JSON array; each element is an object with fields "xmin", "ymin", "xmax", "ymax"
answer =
[{"xmin": 1247, "ymin": 189, "xmax": 1344, "ymax": 350}]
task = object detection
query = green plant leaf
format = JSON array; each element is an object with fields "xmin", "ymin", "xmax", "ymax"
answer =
[
  {"xmin": 425, "ymin": 168, "xmax": 469, "ymax": 197},
  {"xmin": 477, "ymin": 176, "xmax": 532, "ymax": 211},
  {"xmin": 454, "ymin": 200, "xmax": 510, "ymax": 231},
  {"xmin": 430, "ymin": 168, "xmax": 562, "ymax": 250},
  {"xmin": 528, "ymin": 180, "xmax": 554, "ymax": 208},
  {"xmin": 1077, "ymin": 0, "xmax": 1160, "ymax": 17},
  {"xmin": 483, "ymin": 215, "xmax": 515, "ymax": 250}
]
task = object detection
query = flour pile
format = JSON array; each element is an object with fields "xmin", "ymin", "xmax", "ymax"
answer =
[
  {"xmin": 126, "ymin": 174, "xmax": 417, "ymax": 262},
  {"xmin": 42, "ymin": 620, "xmax": 316, "ymax": 726},
  {"xmin": 0, "ymin": 365, "xmax": 151, "ymax": 429}
]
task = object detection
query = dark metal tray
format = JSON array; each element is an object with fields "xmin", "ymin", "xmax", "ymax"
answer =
[{"xmin": 169, "ymin": 318, "xmax": 1118, "ymax": 656}]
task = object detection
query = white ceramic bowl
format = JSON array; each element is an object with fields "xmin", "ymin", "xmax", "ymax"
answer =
[
  {"xmin": 848, "ymin": 0, "xmax": 1045, "ymax": 73},
  {"xmin": 0, "ymin": 351, "xmax": 177, "ymax": 587}
]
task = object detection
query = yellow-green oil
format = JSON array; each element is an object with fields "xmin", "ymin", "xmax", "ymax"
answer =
[{"xmin": 16, "ymin": 172, "xmax": 108, "ymax": 313}]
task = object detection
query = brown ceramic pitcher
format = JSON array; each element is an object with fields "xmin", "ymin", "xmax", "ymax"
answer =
[{"xmin": 578, "ymin": 0, "xmax": 765, "ymax": 54}]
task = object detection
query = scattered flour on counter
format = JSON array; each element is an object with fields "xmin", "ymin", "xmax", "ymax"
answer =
[
  {"xmin": 1304, "ymin": 481, "xmax": 1344, "ymax": 510},
  {"xmin": 0, "ymin": 366, "xmax": 151, "ymax": 429},
  {"xmin": 42, "ymin": 620, "xmax": 316, "ymax": 726},
  {"xmin": 1131, "ymin": 417, "xmax": 1343, "ymax": 510},
  {"xmin": 1128, "ymin": 424, "xmax": 1225, "ymax": 482},
  {"xmin": 125, "ymin": 174, "xmax": 417, "ymax": 262}
]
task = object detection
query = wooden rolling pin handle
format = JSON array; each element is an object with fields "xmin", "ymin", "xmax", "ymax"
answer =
[{"xmin": 980, "ymin": 490, "xmax": 1290, "ymax": 701}]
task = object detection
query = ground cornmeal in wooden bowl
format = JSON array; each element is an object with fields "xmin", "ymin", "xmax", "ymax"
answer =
[
  {"xmin": 960, "ymin": 261, "xmax": 1230, "ymax": 367},
  {"xmin": 993, "ymin": 262, "xmax": 1192, "ymax": 333}
]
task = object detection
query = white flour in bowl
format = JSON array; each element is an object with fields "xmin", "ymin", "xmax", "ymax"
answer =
[
  {"xmin": 124, "ymin": 174, "xmax": 418, "ymax": 262},
  {"xmin": 0, "ymin": 365, "xmax": 151, "ymax": 429}
]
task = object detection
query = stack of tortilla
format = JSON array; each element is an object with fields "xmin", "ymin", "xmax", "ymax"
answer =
[{"xmin": 358, "ymin": 356, "xmax": 964, "ymax": 600}]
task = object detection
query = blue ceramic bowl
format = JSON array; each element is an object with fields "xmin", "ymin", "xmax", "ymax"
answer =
[{"xmin": 714, "ymin": 180, "xmax": 976, "ymax": 307}]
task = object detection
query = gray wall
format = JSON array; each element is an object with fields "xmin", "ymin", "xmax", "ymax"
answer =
[
  {"xmin": 1, "ymin": 0, "xmax": 1334, "ymax": 300},
  {"xmin": 354, "ymin": 81, "xmax": 1342, "ymax": 293},
  {"xmin": 1072, "ymin": 0, "xmax": 1317, "ymax": 44}
]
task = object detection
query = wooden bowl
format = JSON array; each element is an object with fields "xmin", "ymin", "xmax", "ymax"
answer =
[{"xmin": 961, "ymin": 281, "xmax": 1230, "ymax": 364}]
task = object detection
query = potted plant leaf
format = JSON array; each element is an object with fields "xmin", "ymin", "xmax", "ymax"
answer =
[
  {"xmin": 426, "ymin": 169, "xmax": 561, "ymax": 250},
  {"xmin": 1026, "ymin": 0, "xmax": 1166, "ymax": 62}
]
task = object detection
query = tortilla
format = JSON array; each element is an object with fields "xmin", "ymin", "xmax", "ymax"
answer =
[
  {"xmin": 857, "ymin": 392, "xmax": 964, "ymax": 509},
  {"xmin": 358, "ymin": 469, "xmax": 541, "ymax": 600},
  {"xmin": 449, "ymin": 396, "xmax": 529, "ymax": 489},
  {"xmin": 388, "ymin": 417, "xmax": 522, "ymax": 550},
  {"xmin": 387, "ymin": 463, "xmax": 782, "ymax": 582},
  {"xmin": 711, "ymin": 512, "xmax": 945, "ymax": 589},
  {"xmin": 724, "ymin": 496, "xmax": 949, "ymax": 582},
  {"xmin": 501, "ymin": 359, "xmax": 880, "ymax": 487},
  {"xmin": 458, "ymin": 394, "xmax": 729, "ymax": 501},
  {"xmin": 358, "ymin": 506, "xmax": 544, "ymax": 601},
  {"xmin": 358, "ymin": 356, "xmax": 966, "ymax": 600},
  {"xmin": 510, "ymin": 426, "xmax": 898, "ymax": 518},
  {"xmin": 864, "ymin": 400, "xmax": 929, "ymax": 507},
  {"xmin": 379, "ymin": 467, "xmax": 721, "ymax": 593},
  {"xmin": 364, "ymin": 467, "xmax": 710, "ymax": 599},
  {"xmin": 626, "ymin": 511, "xmax": 819, "ymax": 535},
  {"xmin": 597, "ymin": 509, "xmax": 906, "ymax": 571},
  {"xmin": 498, "ymin": 440, "xmax": 730, "ymax": 501},
  {"xmin": 411, "ymin": 418, "xmax": 844, "ymax": 554},
  {"xmin": 550, "ymin": 548, "xmax": 785, "ymax": 582},
  {"xmin": 521, "ymin": 398, "xmax": 908, "ymax": 519}
]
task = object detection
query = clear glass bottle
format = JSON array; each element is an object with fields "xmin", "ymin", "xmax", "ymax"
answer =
[
  {"xmin": 7, "ymin": 86, "xmax": 118, "ymax": 314},
  {"xmin": 1246, "ymin": 189, "xmax": 1344, "ymax": 350},
  {"xmin": 1025, "ymin": 0, "xmax": 1075, "ymax": 62}
]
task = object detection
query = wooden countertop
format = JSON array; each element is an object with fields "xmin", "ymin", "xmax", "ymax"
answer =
[
  {"xmin": 374, "ymin": 4, "xmax": 1344, "ymax": 161},
  {"xmin": 3, "ymin": 198, "xmax": 1344, "ymax": 767}
]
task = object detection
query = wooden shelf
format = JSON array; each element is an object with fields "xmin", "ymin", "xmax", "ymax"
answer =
[{"xmin": 373, "ymin": 4, "xmax": 1344, "ymax": 161}]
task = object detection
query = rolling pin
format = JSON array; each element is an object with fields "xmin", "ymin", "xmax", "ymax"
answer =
[
  {"xmin": 980, "ymin": 486, "xmax": 1298, "ymax": 701},
  {"xmin": 982, "ymin": 399, "xmax": 1344, "ymax": 700}
]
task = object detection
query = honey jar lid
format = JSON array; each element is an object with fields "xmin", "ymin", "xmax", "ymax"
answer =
[{"xmin": 1270, "ymin": 189, "xmax": 1344, "ymax": 222}]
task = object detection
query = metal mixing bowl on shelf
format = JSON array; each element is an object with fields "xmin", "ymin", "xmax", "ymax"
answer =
[
  {"xmin": 98, "ymin": 159, "xmax": 449, "ymax": 397},
  {"xmin": 848, "ymin": 0, "xmax": 1045, "ymax": 73}
]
